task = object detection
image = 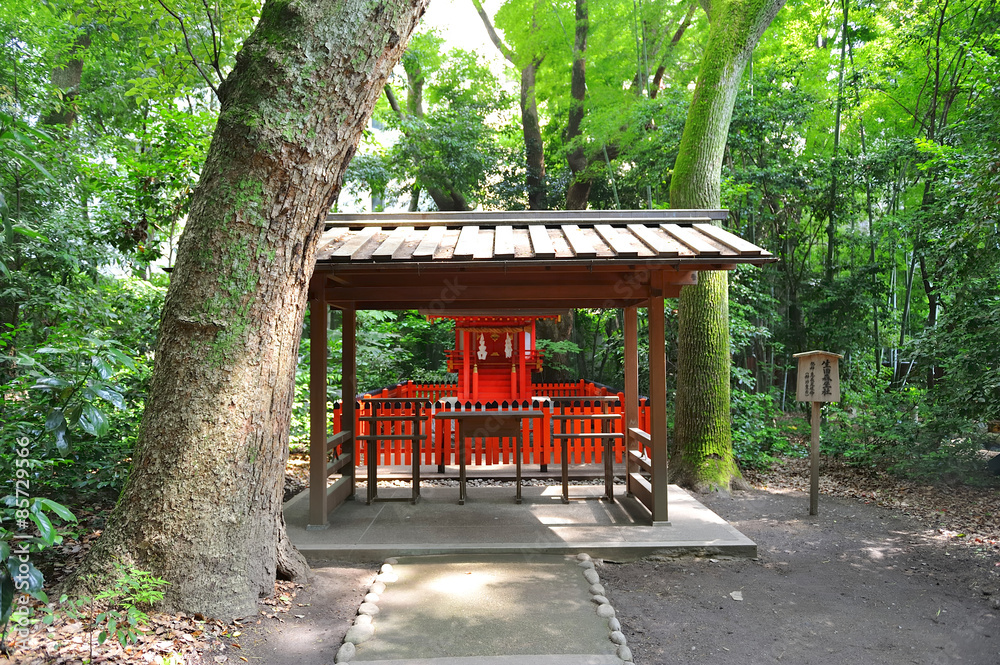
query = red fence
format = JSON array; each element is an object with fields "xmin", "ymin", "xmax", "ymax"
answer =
[{"xmin": 332, "ymin": 381, "xmax": 651, "ymax": 468}]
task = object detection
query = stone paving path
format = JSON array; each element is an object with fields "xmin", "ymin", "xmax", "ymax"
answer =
[{"xmin": 334, "ymin": 554, "xmax": 631, "ymax": 665}]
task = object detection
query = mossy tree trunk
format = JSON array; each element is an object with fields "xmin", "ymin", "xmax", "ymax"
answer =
[
  {"xmin": 669, "ymin": 0, "xmax": 785, "ymax": 491},
  {"xmin": 66, "ymin": 0, "xmax": 428, "ymax": 619}
]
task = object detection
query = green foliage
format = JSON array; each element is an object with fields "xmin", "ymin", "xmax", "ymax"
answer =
[
  {"xmin": 0, "ymin": 495, "xmax": 75, "ymax": 641},
  {"xmin": 39, "ymin": 564, "xmax": 168, "ymax": 649},
  {"xmin": 823, "ymin": 386, "xmax": 990, "ymax": 482},
  {"xmin": 536, "ymin": 337, "xmax": 583, "ymax": 379},
  {"xmin": 1, "ymin": 276, "xmax": 162, "ymax": 495},
  {"xmin": 730, "ymin": 388, "xmax": 801, "ymax": 469},
  {"xmin": 91, "ymin": 564, "xmax": 168, "ymax": 645},
  {"xmin": 352, "ymin": 34, "xmax": 512, "ymax": 210}
]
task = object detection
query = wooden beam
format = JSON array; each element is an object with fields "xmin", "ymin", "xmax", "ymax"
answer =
[
  {"xmin": 648, "ymin": 273, "xmax": 669, "ymax": 524},
  {"xmin": 528, "ymin": 225, "xmax": 556, "ymax": 257},
  {"xmin": 595, "ymin": 225, "xmax": 641, "ymax": 257},
  {"xmin": 332, "ymin": 298, "xmax": 662, "ymax": 310},
  {"xmin": 562, "ymin": 224, "xmax": 598, "ymax": 258},
  {"xmin": 693, "ymin": 223, "xmax": 763, "ymax": 255},
  {"xmin": 624, "ymin": 224, "xmax": 678, "ymax": 256},
  {"xmin": 322, "ymin": 268, "xmax": 698, "ymax": 294},
  {"xmin": 308, "ymin": 294, "xmax": 329, "ymax": 529},
  {"xmin": 329, "ymin": 226, "xmax": 380, "ymax": 261},
  {"xmin": 371, "ymin": 226, "xmax": 414, "ymax": 261},
  {"xmin": 453, "ymin": 225, "xmax": 480, "ymax": 260},
  {"xmin": 494, "ymin": 225, "xmax": 516, "ymax": 259},
  {"xmin": 326, "ymin": 284, "xmax": 656, "ymax": 303},
  {"xmin": 628, "ymin": 472, "xmax": 652, "ymax": 512},
  {"xmin": 412, "ymin": 225, "xmax": 446, "ymax": 259},
  {"xmin": 341, "ymin": 305, "xmax": 357, "ymax": 502},
  {"xmin": 624, "ymin": 306, "xmax": 639, "ymax": 494},
  {"xmin": 662, "ymin": 224, "xmax": 721, "ymax": 256}
]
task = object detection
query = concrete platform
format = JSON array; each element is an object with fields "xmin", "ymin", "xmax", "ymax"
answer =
[{"xmin": 285, "ymin": 481, "xmax": 756, "ymax": 561}]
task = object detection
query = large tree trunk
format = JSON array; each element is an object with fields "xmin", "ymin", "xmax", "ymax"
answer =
[
  {"xmin": 65, "ymin": 0, "xmax": 427, "ymax": 619},
  {"xmin": 669, "ymin": 0, "xmax": 785, "ymax": 492},
  {"xmin": 471, "ymin": 0, "xmax": 547, "ymax": 209},
  {"xmin": 522, "ymin": 61, "xmax": 547, "ymax": 209},
  {"xmin": 564, "ymin": 0, "xmax": 591, "ymax": 210}
]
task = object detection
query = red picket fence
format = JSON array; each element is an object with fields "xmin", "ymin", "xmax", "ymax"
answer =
[{"xmin": 331, "ymin": 381, "xmax": 651, "ymax": 468}]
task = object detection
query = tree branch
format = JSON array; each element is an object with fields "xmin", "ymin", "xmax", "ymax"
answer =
[
  {"xmin": 650, "ymin": 1, "xmax": 698, "ymax": 98},
  {"xmin": 470, "ymin": 0, "xmax": 517, "ymax": 65},
  {"xmin": 200, "ymin": 0, "xmax": 224, "ymax": 83},
  {"xmin": 384, "ymin": 84, "xmax": 403, "ymax": 118},
  {"xmin": 157, "ymin": 0, "xmax": 219, "ymax": 97}
]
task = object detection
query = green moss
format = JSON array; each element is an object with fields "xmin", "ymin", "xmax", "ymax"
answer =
[
  {"xmin": 186, "ymin": 176, "xmax": 275, "ymax": 367},
  {"xmin": 670, "ymin": 0, "xmax": 782, "ymax": 209}
]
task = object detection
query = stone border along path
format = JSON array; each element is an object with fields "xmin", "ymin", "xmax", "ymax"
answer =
[
  {"xmin": 335, "ymin": 558, "xmax": 400, "ymax": 663},
  {"xmin": 578, "ymin": 553, "xmax": 634, "ymax": 663},
  {"xmin": 333, "ymin": 554, "xmax": 634, "ymax": 664}
]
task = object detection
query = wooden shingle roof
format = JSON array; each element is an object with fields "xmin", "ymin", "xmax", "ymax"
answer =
[
  {"xmin": 312, "ymin": 211, "xmax": 775, "ymax": 310},
  {"xmin": 317, "ymin": 210, "xmax": 773, "ymax": 267}
]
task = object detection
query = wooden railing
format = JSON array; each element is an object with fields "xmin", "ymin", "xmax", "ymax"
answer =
[
  {"xmin": 626, "ymin": 427, "xmax": 653, "ymax": 514},
  {"xmin": 550, "ymin": 396, "xmax": 622, "ymax": 503},
  {"xmin": 309, "ymin": 429, "xmax": 354, "ymax": 526},
  {"xmin": 331, "ymin": 393, "xmax": 652, "ymax": 468},
  {"xmin": 356, "ymin": 398, "xmax": 423, "ymax": 504}
]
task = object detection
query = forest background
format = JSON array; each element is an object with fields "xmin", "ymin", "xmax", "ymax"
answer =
[{"xmin": 2, "ymin": 0, "xmax": 999, "ymax": 613}]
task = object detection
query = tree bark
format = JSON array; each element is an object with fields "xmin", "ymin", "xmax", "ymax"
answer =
[
  {"xmin": 65, "ymin": 0, "xmax": 428, "ymax": 619},
  {"xmin": 669, "ymin": 0, "xmax": 785, "ymax": 491},
  {"xmin": 471, "ymin": 0, "xmax": 547, "ymax": 209},
  {"xmin": 564, "ymin": 0, "xmax": 591, "ymax": 210},
  {"xmin": 521, "ymin": 60, "xmax": 547, "ymax": 209}
]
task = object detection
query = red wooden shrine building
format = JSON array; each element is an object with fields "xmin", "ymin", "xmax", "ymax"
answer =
[
  {"xmin": 306, "ymin": 210, "xmax": 774, "ymax": 528},
  {"xmin": 434, "ymin": 312, "xmax": 551, "ymax": 402}
]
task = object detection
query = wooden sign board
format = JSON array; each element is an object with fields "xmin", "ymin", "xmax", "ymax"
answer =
[{"xmin": 793, "ymin": 350, "xmax": 843, "ymax": 402}]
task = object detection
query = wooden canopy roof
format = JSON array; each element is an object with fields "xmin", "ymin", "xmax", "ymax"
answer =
[{"xmin": 312, "ymin": 210, "xmax": 775, "ymax": 310}]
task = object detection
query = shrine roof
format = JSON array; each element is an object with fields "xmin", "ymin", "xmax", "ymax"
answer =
[{"xmin": 316, "ymin": 210, "xmax": 774, "ymax": 268}]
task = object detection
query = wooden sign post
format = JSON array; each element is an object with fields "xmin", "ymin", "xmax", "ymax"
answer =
[{"xmin": 792, "ymin": 350, "xmax": 843, "ymax": 515}]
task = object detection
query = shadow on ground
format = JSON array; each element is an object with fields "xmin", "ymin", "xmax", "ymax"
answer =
[{"xmin": 232, "ymin": 488, "xmax": 1000, "ymax": 665}]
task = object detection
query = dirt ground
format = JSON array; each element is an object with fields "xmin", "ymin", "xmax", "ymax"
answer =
[
  {"xmin": 222, "ymin": 484, "xmax": 1000, "ymax": 665},
  {"xmin": 9, "ymin": 466, "xmax": 999, "ymax": 664},
  {"xmin": 601, "ymin": 489, "xmax": 1000, "ymax": 665}
]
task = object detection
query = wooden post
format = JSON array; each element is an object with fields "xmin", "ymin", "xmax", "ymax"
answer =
[
  {"xmin": 518, "ymin": 329, "xmax": 528, "ymax": 399},
  {"xmin": 624, "ymin": 306, "xmax": 639, "ymax": 496},
  {"xmin": 793, "ymin": 350, "xmax": 842, "ymax": 516},
  {"xmin": 307, "ymin": 288, "xmax": 329, "ymax": 530},
  {"xmin": 462, "ymin": 330, "xmax": 471, "ymax": 400},
  {"xmin": 810, "ymin": 401, "xmax": 820, "ymax": 516},
  {"xmin": 342, "ymin": 305, "xmax": 357, "ymax": 500},
  {"xmin": 649, "ymin": 274, "xmax": 668, "ymax": 524}
]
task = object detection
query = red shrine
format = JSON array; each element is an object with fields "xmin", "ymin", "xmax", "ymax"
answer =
[{"xmin": 428, "ymin": 313, "xmax": 560, "ymax": 403}]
